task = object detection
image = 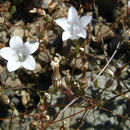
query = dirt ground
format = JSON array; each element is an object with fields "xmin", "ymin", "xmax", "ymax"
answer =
[{"xmin": 0, "ymin": 0, "xmax": 130, "ymax": 130}]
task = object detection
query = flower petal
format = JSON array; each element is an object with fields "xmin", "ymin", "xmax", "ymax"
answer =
[
  {"xmin": 70, "ymin": 35, "xmax": 79, "ymax": 40},
  {"xmin": 7, "ymin": 60, "xmax": 21, "ymax": 72},
  {"xmin": 9, "ymin": 36, "xmax": 23, "ymax": 50},
  {"xmin": 77, "ymin": 29, "xmax": 86, "ymax": 39},
  {"xmin": 0, "ymin": 47, "xmax": 17, "ymax": 61},
  {"xmin": 55, "ymin": 18, "xmax": 69, "ymax": 31},
  {"xmin": 80, "ymin": 16, "xmax": 92, "ymax": 28},
  {"xmin": 24, "ymin": 41, "xmax": 39, "ymax": 55},
  {"xmin": 68, "ymin": 7, "xmax": 79, "ymax": 23},
  {"xmin": 62, "ymin": 31, "xmax": 73, "ymax": 41},
  {"xmin": 21, "ymin": 55, "xmax": 36, "ymax": 70}
]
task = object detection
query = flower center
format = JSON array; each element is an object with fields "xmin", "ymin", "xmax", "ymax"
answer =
[
  {"xmin": 71, "ymin": 24, "xmax": 80, "ymax": 35},
  {"xmin": 18, "ymin": 52, "xmax": 26, "ymax": 62}
]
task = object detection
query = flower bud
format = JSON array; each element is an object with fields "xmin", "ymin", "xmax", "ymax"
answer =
[
  {"xmin": 44, "ymin": 93, "xmax": 50, "ymax": 99},
  {"xmin": 105, "ymin": 78, "xmax": 113, "ymax": 89}
]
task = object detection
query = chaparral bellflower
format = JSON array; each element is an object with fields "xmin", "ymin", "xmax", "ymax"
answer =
[
  {"xmin": 0, "ymin": 36, "xmax": 39, "ymax": 72},
  {"xmin": 128, "ymin": 0, "xmax": 130, "ymax": 14},
  {"xmin": 55, "ymin": 7, "xmax": 92, "ymax": 41}
]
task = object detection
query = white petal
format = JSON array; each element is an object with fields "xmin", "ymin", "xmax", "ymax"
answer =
[
  {"xmin": 55, "ymin": 18, "xmax": 69, "ymax": 31},
  {"xmin": 9, "ymin": 36, "xmax": 23, "ymax": 50},
  {"xmin": 21, "ymin": 55, "xmax": 36, "ymax": 70},
  {"xmin": 68, "ymin": 7, "xmax": 79, "ymax": 23},
  {"xmin": 62, "ymin": 31, "xmax": 73, "ymax": 41},
  {"xmin": 24, "ymin": 41, "xmax": 39, "ymax": 55},
  {"xmin": 80, "ymin": 16, "xmax": 92, "ymax": 27},
  {"xmin": 0, "ymin": 47, "xmax": 17, "ymax": 61},
  {"xmin": 7, "ymin": 60, "xmax": 21, "ymax": 72},
  {"xmin": 128, "ymin": 1, "xmax": 130, "ymax": 8},
  {"xmin": 70, "ymin": 35, "xmax": 80, "ymax": 40},
  {"xmin": 77, "ymin": 29, "xmax": 87, "ymax": 39}
]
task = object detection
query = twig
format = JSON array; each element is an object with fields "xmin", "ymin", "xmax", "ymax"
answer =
[
  {"xmin": 105, "ymin": 89, "xmax": 130, "ymax": 103},
  {"xmin": 101, "ymin": 107, "xmax": 130, "ymax": 121},
  {"xmin": 46, "ymin": 104, "xmax": 95, "ymax": 127},
  {"xmin": 0, "ymin": 22, "xmax": 24, "ymax": 28}
]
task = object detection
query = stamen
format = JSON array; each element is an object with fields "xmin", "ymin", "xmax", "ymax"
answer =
[
  {"xmin": 71, "ymin": 24, "xmax": 80, "ymax": 35},
  {"xmin": 18, "ymin": 52, "xmax": 26, "ymax": 62}
]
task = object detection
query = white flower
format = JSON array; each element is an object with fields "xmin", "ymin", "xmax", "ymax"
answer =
[
  {"xmin": 0, "ymin": 36, "xmax": 39, "ymax": 72},
  {"xmin": 55, "ymin": 7, "xmax": 92, "ymax": 41},
  {"xmin": 128, "ymin": 0, "xmax": 130, "ymax": 14}
]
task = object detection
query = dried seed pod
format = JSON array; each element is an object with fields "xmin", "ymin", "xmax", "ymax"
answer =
[
  {"xmin": 51, "ymin": 56, "xmax": 62, "ymax": 87},
  {"xmin": 105, "ymin": 78, "xmax": 113, "ymax": 89},
  {"xmin": 52, "ymin": 66, "xmax": 61, "ymax": 87},
  {"xmin": 52, "ymin": 65, "xmax": 61, "ymax": 81}
]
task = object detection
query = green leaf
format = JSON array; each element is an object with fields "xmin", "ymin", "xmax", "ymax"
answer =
[{"xmin": 10, "ymin": 5, "xmax": 16, "ymax": 17}]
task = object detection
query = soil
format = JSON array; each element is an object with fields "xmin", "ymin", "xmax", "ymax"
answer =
[{"xmin": 0, "ymin": 0, "xmax": 130, "ymax": 130}]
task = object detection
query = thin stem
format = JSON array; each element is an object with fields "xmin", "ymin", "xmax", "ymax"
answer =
[
  {"xmin": 75, "ymin": 109, "xmax": 91, "ymax": 129},
  {"xmin": 71, "ymin": 40, "xmax": 80, "ymax": 77},
  {"xmin": 0, "ymin": 22, "xmax": 24, "ymax": 28},
  {"xmin": 8, "ymin": 107, "xmax": 14, "ymax": 130},
  {"xmin": 101, "ymin": 107, "xmax": 130, "ymax": 121},
  {"xmin": 2, "ymin": 68, "xmax": 9, "ymax": 87},
  {"xmin": 46, "ymin": 104, "xmax": 95, "ymax": 127},
  {"xmin": 58, "ymin": 96, "xmax": 78, "ymax": 118},
  {"xmin": 104, "ymin": 89, "xmax": 130, "ymax": 103}
]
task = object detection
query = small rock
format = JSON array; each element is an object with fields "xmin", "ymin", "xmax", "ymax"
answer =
[
  {"xmin": 4, "ymin": 88, "xmax": 15, "ymax": 98},
  {"xmin": 11, "ymin": 97, "xmax": 20, "ymax": 106},
  {"xmin": 38, "ymin": 52, "xmax": 49, "ymax": 63},
  {"xmin": 0, "ymin": 66, "xmax": 7, "ymax": 82},
  {"xmin": 0, "ymin": 31, "xmax": 8, "ymax": 43},
  {"xmin": 11, "ymin": 28, "xmax": 24, "ymax": 38},
  {"xmin": 94, "ymin": 23, "xmax": 114, "ymax": 42},
  {"xmin": 69, "ymin": 56, "xmax": 88, "ymax": 70},
  {"xmin": 33, "ymin": 0, "xmax": 52, "ymax": 9},
  {"xmin": 34, "ymin": 63, "xmax": 42, "ymax": 73},
  {"xmin": 5, "ymin": 77, "xmax": 22, "ymax": 87},
  {"xmin": 97, "ymin": 75, "xmax": 117, "ymax": 91},
  {"xmin": 21, "ymin": 90, "xmax": 31, "ymax": 107},
  {"xmin": 0, "ymin": 94, "xmax": 10, "ymax": 105},
  {"xmin": 42, "ymin": 0, "xmax": 52, "ymax": 9},
  {"xmin": 9, "ymin": 20, "xmax": 24, "ymax": 38}
]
